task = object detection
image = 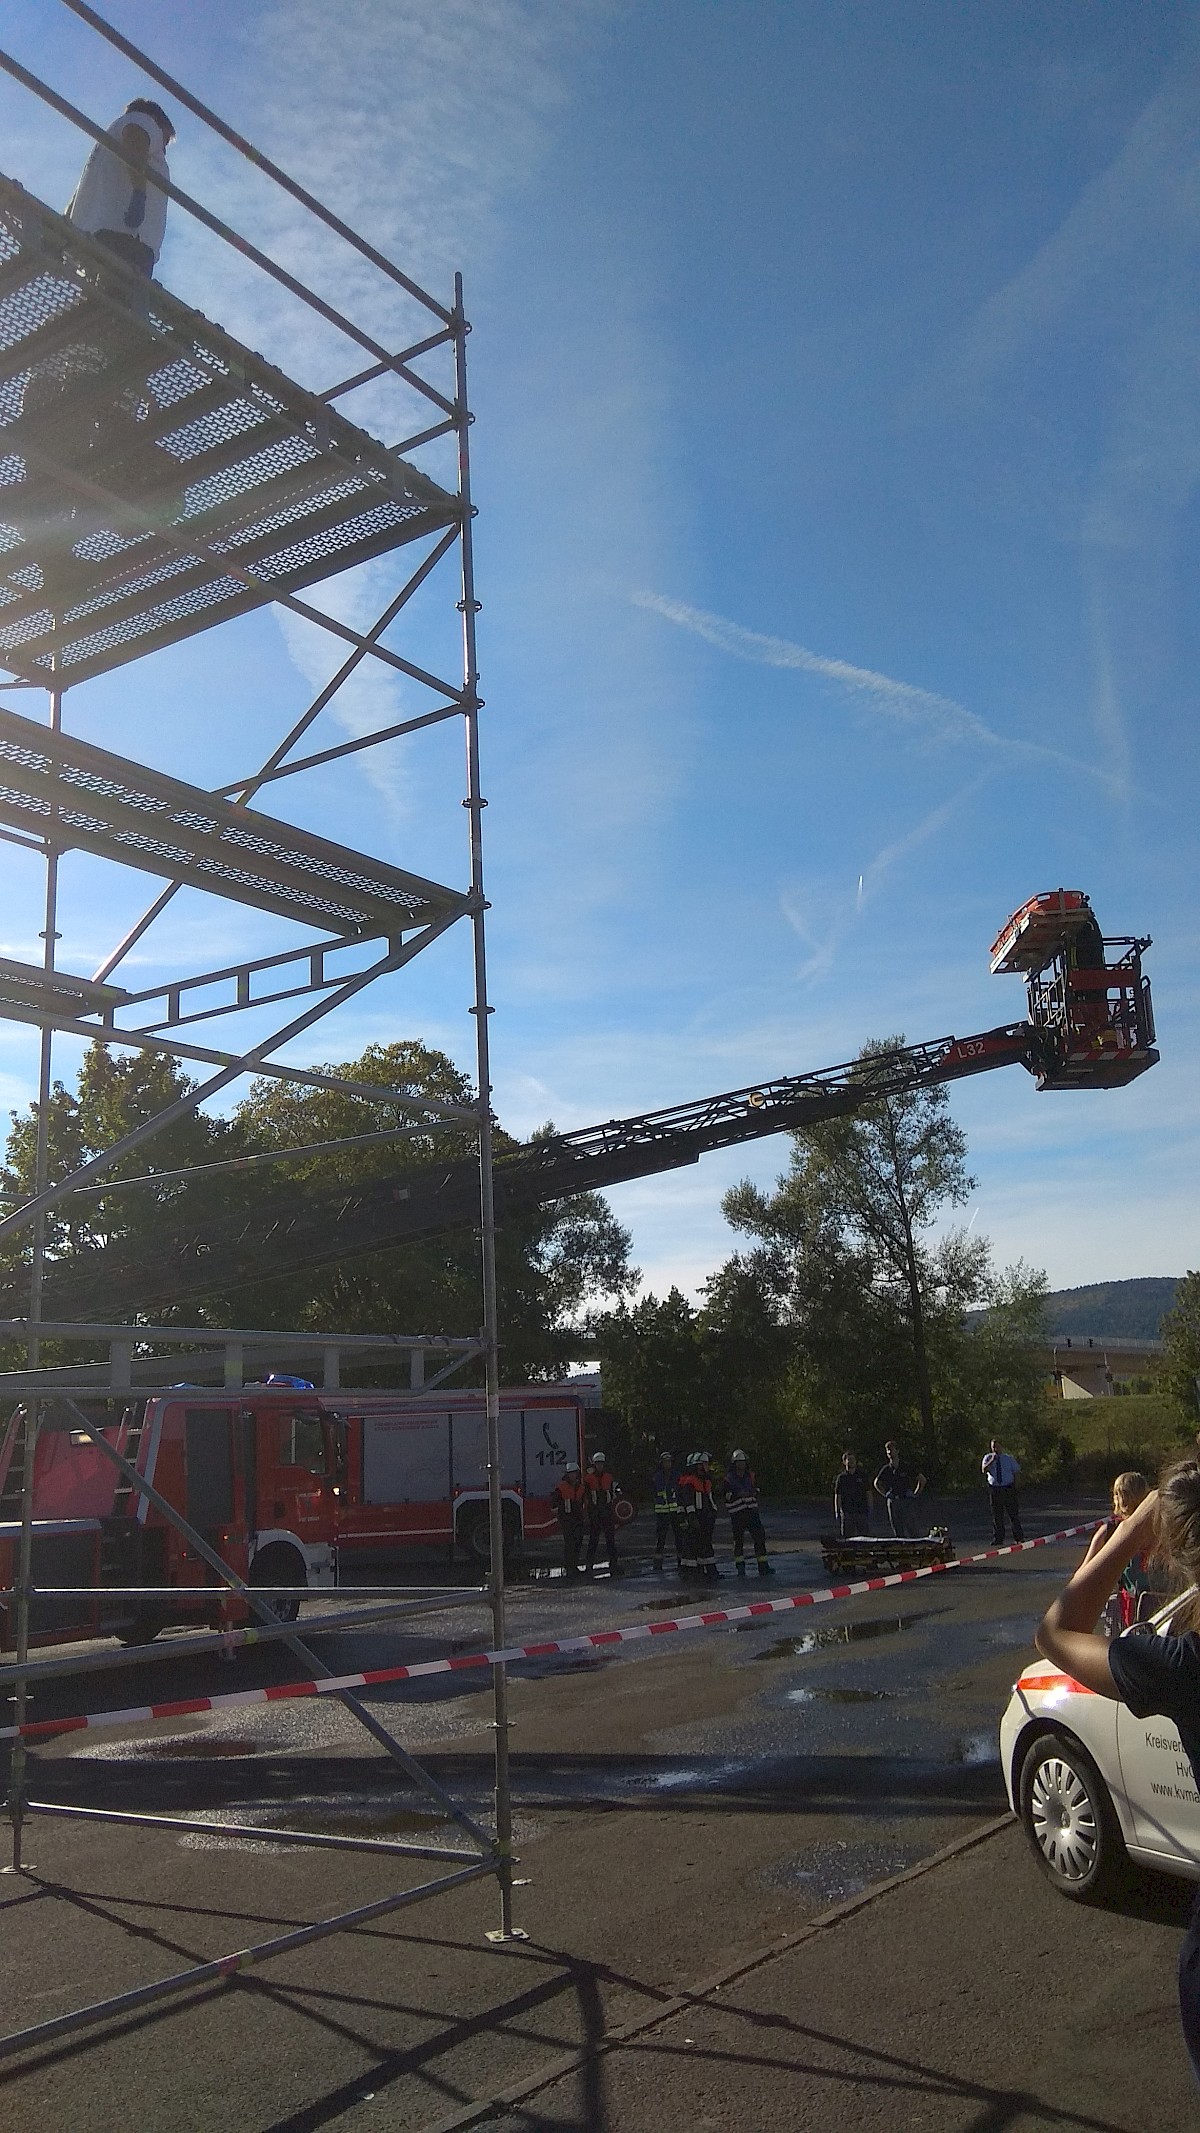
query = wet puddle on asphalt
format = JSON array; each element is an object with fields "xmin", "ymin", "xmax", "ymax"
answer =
[
  {"xmin": 748, "ymin": 1610, "xmax": 945, "ymax": 1657},
  {"xmin": 766, "ymin": 1837, "xmax": 922, "ymax": 1903},
  {"xmin": 273, "ymin": 1804, "xmax": 447, "ymax": 1837},
  {"xmin": 786, "ymin": 1685, "xmax": 895, "ymax": 1704},
  {"xmin": 949, "ymin": 1731, "xmax": 998, "ymax": 1766},
  {"xmin": 123, "ymin": 1737, "xmax": 258, "ymax": 1759}
]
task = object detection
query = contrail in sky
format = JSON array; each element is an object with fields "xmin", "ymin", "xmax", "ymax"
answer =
[{"xmin": 633, "ymin": 590, "xmax": 1129, "ymax": 797}]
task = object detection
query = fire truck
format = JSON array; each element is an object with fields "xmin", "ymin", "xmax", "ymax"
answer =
[
  {"xmin": 0, "ymin": 889, "xmax": 1158, "ymax": 1655},
  {"xmin": 0, "ymin": 1383, "xmax": 587, "ymax": 1651}
]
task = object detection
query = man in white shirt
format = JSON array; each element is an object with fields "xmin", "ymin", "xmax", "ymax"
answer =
[
  {"xmin": 67, "ymin": 99, "xmax": 174, "ymax": 279},
  {"xmin": 981, "ymin": 1438, "xmax": 1023, "ymax": 1546}
]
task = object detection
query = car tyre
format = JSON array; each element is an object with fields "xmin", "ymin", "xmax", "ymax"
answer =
[{"xmin": 1018, "ymin": 1729, "xmax": 1128, "ymax": 1902}]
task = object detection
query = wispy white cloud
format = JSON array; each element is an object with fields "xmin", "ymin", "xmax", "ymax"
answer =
[
  {"xmin": 634, "ymin": 590, "xmax": 1131, "ymax": 797},
  {"xmin": 780, "ymin": 774, "xmax": 991, "ymax": 983},
  {"xmin": 928, "ymin": 32, "xmax": 1200, "ymax": 403},
  {"xmin": 908, "ymin": 36, "xmax": 1200, "ymax": 803}
]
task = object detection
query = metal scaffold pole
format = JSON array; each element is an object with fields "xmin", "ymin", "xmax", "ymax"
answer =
[
  {"xmin": 7, "ymin": 678, "xmax": 60, "ymax": 1870},
  {"xmin": 454, "ymin": 274, "xmax": 523, "ymax": 1945}
]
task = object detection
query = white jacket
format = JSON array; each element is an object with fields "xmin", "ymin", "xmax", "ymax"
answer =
[{"xmin": 67, "ymin": 109, "xmax": 170, "ymax": 265}]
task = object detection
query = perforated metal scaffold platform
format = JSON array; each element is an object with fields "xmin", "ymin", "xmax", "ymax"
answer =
[{"xmin": 0, "ymin": 176, "xmax": 460, "ymax": 685}]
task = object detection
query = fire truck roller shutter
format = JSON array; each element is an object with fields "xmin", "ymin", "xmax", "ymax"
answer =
[
  {"xmin": 522, "ymin": 1408, "xmax": 580, "ymax": 1485},
  {"xmin": 450, "ymin": 1407, "xmax": 524, "ymax": 1493},
  {"xmin": 362, "ymin": 1408, "xmax": 448, "ymax": 1505}
]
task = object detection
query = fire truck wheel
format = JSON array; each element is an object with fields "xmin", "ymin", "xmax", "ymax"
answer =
[
  {"xmin": 118, "ymin": 1613, "xmax": 164, "ymax": 1647},
  {"xmin": 458, "ymin": 1505, "xmax": 521, "ymax": 1565},
  {"xmin": 249, "ymin": 1543, "xmax": 307, "ymax": 1624}
]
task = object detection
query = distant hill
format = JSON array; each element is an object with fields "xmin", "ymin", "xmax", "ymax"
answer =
[{"xmin": 1040, "ymin": 1278, "xmax": 1181, "ymax": 1342}]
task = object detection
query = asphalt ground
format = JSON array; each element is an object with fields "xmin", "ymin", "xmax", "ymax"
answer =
[{"xmin": 1, "ymin": 1489, "xmax": 1196, "ymax": 2129}]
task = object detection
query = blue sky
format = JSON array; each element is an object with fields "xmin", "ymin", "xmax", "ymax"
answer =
[{"xmin": 1, "ymin": 1, "xmax": 1197, "ymax": 1303}]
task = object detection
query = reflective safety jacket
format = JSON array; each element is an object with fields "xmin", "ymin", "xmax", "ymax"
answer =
[
  {"xmin": 583, "ymin": 1467, "xmax": 618, "ymax": 1516},
  {"xmin": 550, "ymin": 1478, "xmax": 586, "ymax": 1524},
  {"xmin": 652, "ymin": 1467, "xmax": 680, "ymax": 1514},
  {"xmin": 678, "ymin": 1468, "xmax": 715, "ymax": 1522},
  {"xmin": 725, "ymin": 1465, "xmax": 759, "ymax": 1512}
]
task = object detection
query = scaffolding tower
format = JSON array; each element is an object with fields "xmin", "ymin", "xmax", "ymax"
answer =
[{"xmin": 0, "ymin": 2, "xmax": 524, "ymax": 2041}]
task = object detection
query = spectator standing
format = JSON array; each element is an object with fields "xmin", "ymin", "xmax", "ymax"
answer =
[
  {"xmin": 68, "ymin": 100, "xmax": 175, "ymax": 279},
  {"xmin": 874, "ymin": 1440, "xmax": 926, "ymax": 1538},
  {"xmin": 834, "ymin": 1452, "xmax": 871, "ymax": 1539},
  {"xmin": 583, "ymin": 1451, "xmax": 622, "ymax": 1576},
  {"xmin": 549, "ymin": 1462, "xmax": 587, "ymax": 1580},
  {"xmin": 725, "ymin": 1451, "xmax": 775, "ymax": 1577},
  {"xmin": 650, "ymin": 1450, "xmax": 684, "ymax": 1573},
  {"xmin": 981, "ymin": 1438, "xmax": 1024, "ymax": 1546}
]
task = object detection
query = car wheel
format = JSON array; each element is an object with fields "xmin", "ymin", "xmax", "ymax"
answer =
[
  {"xmin": 249, "ymin": 1543, "xmax": 306, "ymax": 1624},
  {"xmin": 1018, "ymin": 1730, "xmax": 1128, "ymax": 1902}
]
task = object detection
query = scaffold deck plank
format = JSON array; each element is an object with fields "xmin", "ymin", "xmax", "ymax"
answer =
[
  {"xmin": 0, "ymin": 174, "xmax": 460, "ymax": 684},
  {"xmin": 0, "ymin": 705, "xmax": 469, "ymax": 934}
]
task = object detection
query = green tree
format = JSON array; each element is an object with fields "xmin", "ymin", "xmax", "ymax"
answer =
[
  {"xmin": 0, "ymin": 1044, "xmax": 238, "ymax": 1357},
  {"xmin": 932, "ymin": 1260, "xmax": 1052, "ymax": 1484},
  {"xmin": 723, "ymin": 1038, "xmax": 977, "ymax": 1476},
  {"xmin": 1162, "ymin": 1271, "xmax": 1200, "ymax": 1423},
  {"xmin": 225, "ymin": 1056, "xmax": 637, "ymax": 1378},
  {"xmin": 594, "ymin": 1287, "xmax": 704, "ymax": 1466},
  {"xmin": 0, "ymin": 1039, "xmax": 637, "ymax": 1382}
]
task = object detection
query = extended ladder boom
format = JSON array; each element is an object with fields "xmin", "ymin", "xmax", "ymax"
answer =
[
  {"xmin": 6, "ymin": 892, "xmax": 1157, "ymax": 1319},
  {"xmin": 24, "ymin": 1025, "xmax": 1033, "ymax": 1318}
]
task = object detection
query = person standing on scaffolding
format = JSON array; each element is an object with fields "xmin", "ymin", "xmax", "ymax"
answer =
[{"xmin": 67, "ymin": 99, "xmax": 175, "ymax": 280}]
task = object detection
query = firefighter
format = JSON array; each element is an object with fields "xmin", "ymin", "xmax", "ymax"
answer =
[
  {"xmin": 583, "ymin": 1451, "xmax": 622, "ymax": 1576},
  {"xmin": 651, "ymin": 1450, "xmax": 684, "ymax": 1571},
  {"xmin": 679, "ymin": 1452, "xmax": 720, "ymax": 1579},
  {"xmin": 725, "ymin": 1450, "xmax": 774, "ymax": 1576},
  {"xmin": 550, "ymin": 1461, "xmax": 587, "ymax": 1579}
]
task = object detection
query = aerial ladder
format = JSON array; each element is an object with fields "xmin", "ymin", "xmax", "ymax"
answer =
[{"xmin": 20, "ymin": 890, "xmax": 1156, "ymax": 1320}]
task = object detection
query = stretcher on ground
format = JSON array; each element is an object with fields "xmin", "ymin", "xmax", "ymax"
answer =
[{"xmin": 819, "ymin": 1528, "xmax": 955, "ymax": 1578}]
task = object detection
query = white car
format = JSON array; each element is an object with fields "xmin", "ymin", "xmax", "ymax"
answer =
[{"xmin": 1000, "ymin": 1594, "xmax": 1200, "ymax": 1900}]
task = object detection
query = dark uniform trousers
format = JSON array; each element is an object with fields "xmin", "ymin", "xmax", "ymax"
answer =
[
  {"xmin": 654, "ymin": 1511, "xmax": 683, "ymax": 1564},
  {"xmin": 989, "ymin": 1483, "xmax": 1023, "ymax": 1545}
]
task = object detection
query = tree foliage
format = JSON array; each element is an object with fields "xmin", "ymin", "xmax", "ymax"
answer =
[
  {"xmin": 1162, "ymin": 1271, "xmax": 1200, "ymax": 1422},
  {"xmin": 1, "ymin": 1039, "xmax": 637, "ymax": 1382},
  {"xmin": 597, "ymin": 1041, "xmax": 1051, "ymax": 1491}
]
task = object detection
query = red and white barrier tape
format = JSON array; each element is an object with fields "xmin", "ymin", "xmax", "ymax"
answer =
[{"xmin": 0, "ymin": 1521, "xmax": 1099, "ymax": 1747}]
